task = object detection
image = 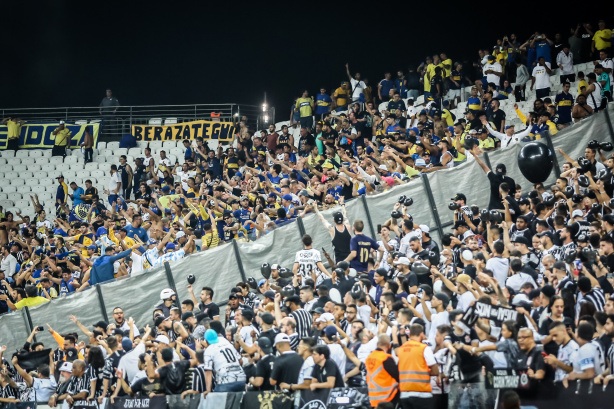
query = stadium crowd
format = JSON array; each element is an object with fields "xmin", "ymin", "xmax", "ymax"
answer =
[{"xmin": 0, "ymin": 18, "xmax": 613, "ymax": 409}]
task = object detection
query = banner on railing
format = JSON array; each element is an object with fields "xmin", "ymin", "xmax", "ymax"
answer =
[
  {"xmin": 107, "ymin": 395, "xmax": 166, "ymax": 409},
  {"xmin": 131, "ymin": 120, "xmax": 236, "ymax": 143},
  {"xmin": 0, "ymin": 122, "xmax": 100, "ymax": 150},
  {"xmin": 0, "ymin": 402, "xmax": 37, "ymax": 409},
  {"xmin": 299, "ymin": 387, "xmax": 369, "ymax": 409},
  {"xmin": 242, "ymin": 391, "xmax": 293, "ymax": 409}
]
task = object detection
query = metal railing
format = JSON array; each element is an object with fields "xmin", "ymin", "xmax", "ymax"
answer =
[{"xmin": 0, "ymin": 103, "xmax": 275, "ymax": 138}]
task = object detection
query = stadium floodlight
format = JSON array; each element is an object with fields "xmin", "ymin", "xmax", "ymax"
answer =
[
  {"xmin": 233, "ymin": 113, "xmax": 239, "ymax": 117},
  {"xmin": 262, "ymin": 103, "xmax": 267, "ymax": 112},
  {"xmin": 264, "ymin": 115, "xmax": 269, "ymax": 122}
]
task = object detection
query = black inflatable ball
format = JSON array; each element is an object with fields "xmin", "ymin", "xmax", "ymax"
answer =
[
  {"xmin": 261, "ymin": 263, "xmax": 272, "ymax": 279},
  {"xmin": 187, "ymin": 274, "xmax": 196, "ymax": 285},
  {"xmin": 517, "ymin": 142, "xmax": 554, "ymax": 184}
]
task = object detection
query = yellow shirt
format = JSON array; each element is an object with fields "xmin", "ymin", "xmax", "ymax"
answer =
[
  {"xmin": 593, "ymin": 29, "xmax": 612, "ymax": 51},
  {"xmin": 6, "ymin": 120, "xmax": 22, "ymax": 139},
  {"xmin": 295, "ymin": 97, "xmax": 314, "ymax": 117},
  {"xmin": 479, "ymin": 137, "xmax": 494, "ymax": 150},
  {"xmin": 405, "ymin": 165, "xmax": 420, "ymax": 178},
  {"xmin": 333, "ymin": 87, "xmax": 350, "ymax": 107},
  {"xmin": 423, "ymin": 64, "xmax": 437, "ymax": 92},
  {"xmin": 109, "ymin": 229, "xmax": 136, "ymax": 248},
  {"xmin": 15, "ymin": 297, "xmax": 50, "ymax": 310},
  {"xmin": 453, "ymin": 134, "xmax": 467, "ymax": 162},
  {"xmin": 441, "ymin": 109, "xmax": 454, "ymax": 126},
  {"xmin": 53, "ymin": 128, "xmax": 72, "ymax": 147},
  {"xmin": 578, "ymin": 80, "xmax": 588, "ymax": 94},
  {"xmin": 441, "ymin": 59, "xmax": 453, "ymax": 77}
]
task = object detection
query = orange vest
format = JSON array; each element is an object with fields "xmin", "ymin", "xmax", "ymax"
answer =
[
  {"xmin": 365, "ymin": 349, "xmax": 399, "ymax": 407},
  {"xmin": 397, "ymin": 339, "xmax": 432, "ymax": 393}
]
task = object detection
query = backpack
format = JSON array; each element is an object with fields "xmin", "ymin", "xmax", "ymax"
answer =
[{"xmin": 164, "ymin": 362, "xmax": 187, "ymax": 394}]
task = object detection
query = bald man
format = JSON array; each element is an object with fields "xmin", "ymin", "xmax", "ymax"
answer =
[{"xmin": 517, "ymin": 328, "xmax": 547, "ymax": 385}]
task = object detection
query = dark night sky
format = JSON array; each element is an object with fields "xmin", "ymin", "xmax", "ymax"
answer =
[{"xmin": 3, "ymin": 2, "xmax": 607, "ymax": 119}]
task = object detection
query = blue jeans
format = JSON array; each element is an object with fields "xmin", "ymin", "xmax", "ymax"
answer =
[
  {"xmin": 214, "ymin": 381, "xmax": 245, "ymax": 392},
  {"xmin": 407, "ymin": 89, "xmax": 419, "ymax": 101}
]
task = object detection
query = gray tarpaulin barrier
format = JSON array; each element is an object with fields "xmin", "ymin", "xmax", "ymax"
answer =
[{"xmin": 1, "ymin": 105, "xmax": 613, "ymax": 354}]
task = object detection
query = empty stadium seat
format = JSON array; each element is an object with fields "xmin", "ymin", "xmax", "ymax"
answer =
[
  {"xmin": 162, "ymin": 141, "xmax": 177, "ymax": 149},
  {"xmin": 11, "ymin": 178, "xmax": 24, "ymax": 186},
  {"xmin": 24, "ymin": 178, "xmax": 39, "ymax": 187},
  {"xmin": 21, "ymin": 171, "xmax": 34, "ymax": 179},
  {"xmin": 1, "ymin": 186, "xmax": 16, "ymax": 193},
  {"xmin": 30, "ymin": 186, "xmax": 46, "ymax": 195},
  {"xmin": 39, "ymin": 178, "xmax": 54, "ymax": 188},
  {"xmin": 27, "ymin": 164, "xmax": 42, "ymax": 172},
  {"xmin": 5, "ymin": 207, "xmax": 20, "ymax": 215},
  {"xmin": 15, "ymin": 199, "xmax": 30, "ymax": 209},
  {"xmin": 98, "ymin": 142, "xmax": 107, "ymax": 149},
  {"xmin": 37, "ymin": 171, "xmax": 49, "ymax": 179},
  {"xmin": 164, "ymin": 117, "xmax": 178, "ymax": 125},
  {"xmin": 41, "ymin": 150, "xmax": 52, "ymax": 158},
  {"xmin": 0, "ymin": 193, "xmax": 7, "ymax": 201},
  {"xmin": 0, "ymin": 151, "xmax": 14, "ymax": 158},
  {"xmin": 0, "ymin": 158, "xmax": 6, "ymax": 165},
  {"xmin": 128, "ymin": 147, "xmax": 142, "ymax": 157},
  {"xmin": 115, "ymin": 148, "xmax": 128, "ymax": 156},
  {"xmin": 107, "ymin": 142, "xmax": 120, "ymax": 150},
  {"xmin": 15, "ymin": 151, "xmax": 29, "ymax": 159},
  {"xmin": 149, "ymin": 118, "xmax": 163, "ymax": 126},
  {"xmin": 6, "ymin": 158, "xmax": 21, "ymax": 166},
  {"xmin": 5, "ymin": 171, "xmax": 18, "ymax": 179},
  {"xmin": 55, "ymin": 164, "xmax": 70, "ymax": 174},
  {"xmin": 149, "ymin": 141, "xmax": 163, "ymax": 150},
  {"xmin": 0, "ymin": 200, "xmax": 14, "ymax": 209},
  {"xmin": 91, "ymin": 170, "xmax": 105, "ymax": 179},
  {"xmin": 136, "ymin": 141, "xmax": 148, "ymax": 149},
  {"xmin": 49, "ymin": 157, "xmax": 64, "ymax": 165},
  {"xmin": 65, "ymin": 156, "xmax": 81, "ymax": 164},
  {"xmin": 13, "ymin": 164, "xmax": 27, "ymax": 172}
]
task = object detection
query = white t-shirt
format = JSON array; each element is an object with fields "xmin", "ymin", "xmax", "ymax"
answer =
[
  {"xmin": 377, "ymin": 238, "xmax": 398, "ymax": 271},
  {"xmin": 555, "ymin": 339, "xmax": 579, "ymax": 381},
  {"xmin": 176, "ymin": 170, "xmax": 197, "ymax": 191},
  {"xmin": 294, "ymin": 248, "xmax": 324, "ymax": 285},
  {"xmin": 36, "ymin": 220, "xmax": 53, "ymax": 238},
  {"xmin": 203, "ymin": 342, "xmax": 246, "ymax": 384},
  {"xmin": 356, "ymin": 337, "xmax": 378, "ymax": 362},
  {"xmin": 327, "ymin": 343, "xmax": 346, "ymax": 375},
  {"xmin": 483, "ymin": 62, "xmax": 502, "ymax": 86},
  {"xmin": 506, "ymin": 273, "xmax": 537, "ymax": 292},
  {"xmin": 156, "ymin": 158, "xmax": 172, "ymax": 178},
  {"xmin": 532, "ymin": 63, "xmax": 552, "ymax": 90},
  {"xmin": 108, "ymin": 172, "xmax": 122, "ymax": 194},
  {"xmin": 573, "ymin": 341, "xmax": 605, "ymax": 376},
  {"xmin": 427, "ymin": 311, "xmax": 450, "ymax": 348},
  {"xmin": 349, "ymin": 78, "xmax": 366, "ymax": 100},
  {"xmin": 456, "ymin": 291, "xmax": 476, "ymax": 312},
  {"xmin": 118, "ymin": 341, "xmax": 147, "ymax": 383},
  {"xmin": 32, "ymin": 376, "xmax": 58, "ymax": 403},
  {"xmin": 400, "ymin": 344, "xmax": 436, "ymax": 398},
  {"xmin": 485, "ymin": 257, "xmax": 509, "ymax": 287},
  {"xmin": 600, "ymin": 58, "xmax": 614, "ymax": 85},
  {"xmin": 298, "ymin": 356, "xmax": 315, "ymax": 383},
  {"xmin": 239, "ymin": 324, "xmax": 259, "ymax": 348}
]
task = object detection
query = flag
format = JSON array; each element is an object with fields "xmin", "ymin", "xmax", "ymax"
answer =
[
  {"xmin": 241, "ymin": 391, "xmax": 293, "ymax": 409},
  {"xmin": 69, "ymin": 203, "xmax": 92, "ymax": 223},
  {"xmin": 14, "ymin": 349, "xmax": 52, "ymax": 372}
]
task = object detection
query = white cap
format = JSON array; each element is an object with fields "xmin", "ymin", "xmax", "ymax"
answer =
[
  {"xmin": 59, "ymin": 120, "xmax": 65, "ymax": 125},
  {"xmin": 394, "ymin": 257, "xmax": 411, "ymax": 266},
  {"xmin": 160, "ymin": 288, "xmax": 176, "ymax": 300},
  {"xmin": 512, "ymin": 294, "xmax": 530, "ymax": 306},
  {"xmin": 155, "ymin": 335, "xmax": 170, "ymax": 344},
  {"xmin": 348, "ymin": 268, "xmax": 357, "ymax": 277},
  {"xmin": 175, "ymin": 231, "xmax": 186, "ymax": 239},
  {"xmin": 59, "ymin": 361, "xmax": 73, "ymax": 372},
  {"xmin": 271, "ymin": 264, "xmax": 281, "ymax": 270},
  {"xmin": 315, "ymin": 312, "xmax": 335, "ymax": 323},
  {"xmin": 571, "ymin": 209, "xmax": 584, "ymax": 218},
  {"xmin": 378, "ymin": 164, "xmax": 387, "ymax": 170},
  {"xmin": 419, "ymin": 224, "xmax": 430, "ymax": 233},
  {"xmin": 274, "ymin": 333, "xmax": 290, "ymax": 345}
]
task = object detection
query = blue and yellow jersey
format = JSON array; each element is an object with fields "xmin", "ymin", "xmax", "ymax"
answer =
[{"xmin": 467, "ymin": 97, "xmax": 481, "ymax": 111}]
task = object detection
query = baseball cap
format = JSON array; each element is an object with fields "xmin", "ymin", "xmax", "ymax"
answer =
[
  {"xmin": 282, "ymin": 194, "xmax": 293, "ymax": 201},
  {"xmin": 93, "ymin": 320, "xmax": 108, "ymax": 330},
  {"xmin": 154, "ymin": 335, "xmax": 170, "ymax": 344},
  {"xmin": 452, "ymin": 193, "xmax": 467, "ymax": 202},
  {"xmin": 324, "ymin": 325, "xmax": 338, "ymax": 338},
  {"xmin": 315, "ymin": 312, "xmax": 335, "ymax": 323},
  {"xmin": 415, "ymin": 158, "xmax": 426, "ymax": 167},
  {"xmin": 517, "ymin": 197, "xmax": 530, "ymax": 206},
  {"xmin": 263, "ymin": 290, "xmax": 276, "ymax": 300},
  {"xmin": 571, "ymin": 209, "xmax": 584, "ymax": 218},
  {"xmin": 322, "ymin": 162, "xmax": 334, "ymax": 169},
  {"xmin": 456, "ymin": 274, "xmax": 472, "ymax": 286},
  {"xmin": 603, "ymin": 214, "xmax": 614, "ymax": 225},
  {"xmin": 175, "ymin": 231, "xmax": 185, "ymax": 239},
  {"xmin": 511, "ymin": 236, "xmax": 529, "ymax": 246},
  {"xmin": 87, "ymin": 245, "xmax": 97, "ymax": 251},
  {"xmin": 541, "ymin": 285, "xmax": 556, "ymax": 298},
  {"xmin": 537, "ymin": 231, "xmax": 555, "ymax": 241},
  {"xmin": 64, "ymin": 347, "xmax": 79, "ymax": 362},
  {"xmin": 229, "ymin": 292, "xmax": 239, "ymax": 299},
  {"xmin": 274, "ymin": 333, "xmax": 291, "ymax": 345},
  {"xmin": 181, "ymin": 311, "xmax": 194, "ymax": 321},
  {"xmin": 495, "ymin": 163, "xmax": 506, "ymax": 173},
  {"xmin": 433, "ymin": 292, "xmax": 450, "ymax": 308},
  {"xmin": 121, "ymin": 337, "xmax": 133, "ymax": 352},
  {"xmin": 453, "ymin": 220, "xmax": 468, "ymax": 229},
  {"xmin": 260, "ymin": 312, "xmax": 275, "ymax": 325},
  {"xmin": 165, "ymin": 243, "xmax": 176, "ymax": 251},
  {"xmin": 394, "ymin": 257, "xmax": 411, "ymax": 266},
  {"xmin": 298, "ymin": 189, "xmax": 310, "ymax": 197},
  {"xmin": 59, "ymin": 361, "xmax": 73, "ymax": 373},
  {"xmin": 55, "ymin": 174, "xmax": 64, "ymax": 179},
  {"xmin": 419, "ymin": 224, "xmax": 430, "ymax": 234},
  {"xmin": 258, "ymin": 279, "xmax": 267, "ymax": 287},
  {"xmin": 205, "ymin": 329, "xmax": 219, "ymax": 345},
  {"xmin": 59, "ymin": 120, "xmax": 65, "ymax": 125},
  {"xmin": 310, "ymin": 307, "xmax": 325, "ymax": 315},
  {"xmin": 257, "ymin": 337, "xmax": 273, "ymax": 354},
  {"xmin": 147, "ymin": 238, "xmax": 158, "ymax": 245},
  {"xmin": 333, "ymin": 212, "xmax": 343, "ymax": 224}
]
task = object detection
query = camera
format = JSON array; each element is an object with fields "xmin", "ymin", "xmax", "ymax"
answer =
[{"xmin": 448, "ymin": 202, "xmax": 461, "ymax": 211}]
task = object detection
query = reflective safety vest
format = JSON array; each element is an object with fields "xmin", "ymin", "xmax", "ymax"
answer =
[
  {"xmin": 397, "ymin": 340, "xmax": 432, "ymax": 393},
  {"xmin": 365, "ymin": 350, "xmax": 398, "ymax": 407}
]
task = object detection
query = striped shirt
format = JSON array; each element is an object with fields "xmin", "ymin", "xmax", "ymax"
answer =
[
  {"xmin": 66, "ymin": 373, "xmax": 91, "ymax": 396},
  {"xmin": 608, "ymin": 343, "xmax": 614, "ymax": 375},
  {"xmin": 152, "ymin": 249, "xmax": 186, "ymax": 268},
  {"xmin": 583, "ymin": 287, "xmax": 606, "ymax": 312},
  {"xmin": 290, "ymin": 308, "xmax": 313, "ymax": 338},
  {"xmin": 191, "ymin": 365, "xmax": 207, "ymax": 392},
  {"xmin": 0, "ymin": 383, "xmax": 18, "ymax": 399},
  {"xmin": 289, "ymin": 333, "xmax": 300, "ymax": 351}
]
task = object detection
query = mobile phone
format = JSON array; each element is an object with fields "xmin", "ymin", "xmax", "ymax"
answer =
[
  {"xmin": 574, "ymin": 260, "xmax": 582, "ymax": 271},
  {"xmin": 36, "ymin": 326, "xmax": 43, "ymax": 331},
  {"xmin": 377, "ymin": 224, "xmax": 382, "ymax": 234}
]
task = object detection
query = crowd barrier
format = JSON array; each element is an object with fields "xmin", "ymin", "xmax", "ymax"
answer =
[
  {"xmin": 7, "ymin": 381, "xmax": 614, "ymax": 409},
  {"xmin": 0, "ymin": 105, "xmax": 613, "ymax": 358}
]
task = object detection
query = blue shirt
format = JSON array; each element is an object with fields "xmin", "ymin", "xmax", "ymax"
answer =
[
  {"xmin": 349, "ymin": 234, "xmax": 379, "ymax": 272},
  {"xmin": 125, "ymin": 225, "xmax": 148, "ymax": 243},
  {"xmin": 535, "ymin": 41, "xmax": 551, "ymax": 62},
  {"xmin": 90, "ymin": 249, "xmax": 132, "ymax": 285},
  {"xmin": 379, "ymin": 79, "xmax": 394, "ymax": 99},
  {"xmin": 184, "ymin": 146, "xmax": 193, "ymax": 160},
  {"xmin": 315, "ymin": 94, "xmax": 332, "ymax": 115},
  {"xmin": 72, "ymin": 187, "xmax": 85, "ymax": 206},
  {"xmin": 59, "ymin": 279, "xmax": 76, "ymax": 296},
  {"xmin": 555, "ymin": 92, "xmax": 574, "ymax": 124}
]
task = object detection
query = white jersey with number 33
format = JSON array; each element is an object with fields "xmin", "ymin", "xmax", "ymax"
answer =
[{"xmin": 294, "ymin": 248, "xmax": 324, "ymax": 285}]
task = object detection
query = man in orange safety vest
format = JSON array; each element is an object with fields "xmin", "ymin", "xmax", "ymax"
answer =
[
  {"xmin": 365, "ymin": 334, "xmax": 399, "ymax": 407},
  {"xmin": 396, "ymin": 323, "xmax": 439, "ymax": 409}
]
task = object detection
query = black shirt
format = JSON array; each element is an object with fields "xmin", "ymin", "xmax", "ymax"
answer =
[
  {"xmin": 254, "ymin": 355, "xmax": 275, "ymax": 391},
  {"xmin": 270, "ymin": 351, "xmax": 304, "ymax": 385},
  {"xmin": 132, "ymin": 377, "xmax": 164, "ymax": 396},
  {"xmin": 446, "ymin": 330, "xmax": 481, "ymax": 377},
  {"xmin": 311, "ymin": 359, "xmax": 345, "ymax": 388},
  {"xmin": 157, "ymin": 360, "xmax": 191, "ymax": 395},
  {"xmin": 486, "ymin": 171, "xmax": 516, "ymax": 210},
  {"xmin": 199, "ymin": 302, "xmax": 220, "ymax": 320},
  {"xmin": 489, "ymin": 109, "xmax": 506, "ymax": 132}
]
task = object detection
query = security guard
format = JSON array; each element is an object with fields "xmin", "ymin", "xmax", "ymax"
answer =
[
  {"xmin": 52, "ymin": 121, "xmax": 71, "ymax": 157},
  {"xmin": 396, "ymin": 324, "xmax": 439, "ymax": 409},
  {"xmin": 365, "ymin": 334, "xmax": 399, "ymax": 407}
]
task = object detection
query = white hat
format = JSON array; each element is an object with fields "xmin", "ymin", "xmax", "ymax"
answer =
[
  {"xmin": 59, "ymin": 361, "xmax": 73, "ymax": 373},
  {"xmin": 378, "ymin": 164, "xmax": 387, "ymax": 170},
  {"xmin": 59, "ymin": 120, "xmax": 65, "ymax": 125},
  {"xmin": 419, "ymin": 224, "xmax": 430, "ymax": 233},
  {"xmin": 154, "ymin": 335, "xmax": 170, "ymax": 344},
  {"xmin": 160, "ymin": 288, "xmax": 176, "ymax": 300},
  {"xmin": 461, "ymin": 250, "xmax": 473, "ymax": 261},
  {"xmin": 175, "ymin": 231, "xmax": 186, "ymax": 239},
  {"xmin": 271, "ymin": 264, "xmax": 280, "ymax": 270},
  {"xmin": 315, "ymin": 312, "xmax": 335, "ymax": 323},
  {"xmin": 274, "ymin": 333, "xmax": 291, "ymax": 345},
  {"xmin": 394, "ymin": 257, "xmax": 411, "ymax": 266},
  {"xmin": 571, "ymin": 209, "xmax": 584, "ymax": 218},
  {"xmin": 512, "ymin": 294, "xmax": 530, "ymax": 306}
]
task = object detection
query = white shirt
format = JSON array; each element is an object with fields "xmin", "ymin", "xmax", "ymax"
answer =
[
  {"xmin": 377, "ymin": 238, "xmax": 398, "ymax": 271},
  {"xmin": 176, "ymin": 170, "xmax": 197, "ymax": 191},
  {"xmin": 400, "ymin": 344, "xmax": 436, "ymax": 398},
  {"xmin": 556, "ymin": 51, "xmax": 574, "ymax": 75},
  {"xmin": 32, "ymin": 376, "xmax": 58, "ymax": 403},
  {"xmin": 506, "ymin": 273, "xmax": 537, "ymax": 292},
  {"xmin": 118, "ymin": 341, "xmax": 147, "ymax": 383},
  {"xmin": 294, "ymin": 248, "xmax": 324, "ymax": 286},
  {"xmin": 485, "ymin": 256, "xmax": 510, "ymax": 287},
  {"xmin": 298, "ymin": 356, "xmax": 315, "ymax": 383},
  {"xmin": 327, "ymin": 343, "xmax": 346, "ymax": 375},
  {"xmin": 203, "ymin": 341, "xmax": 246, "ymax": 384},
  {"xmin": 398, "ymin": 229, "xmax": 422, "ymax": 257},
  {"xmin": 483, "ymin": 62, "xmax": 502, "ymax": 86},
  {"xmin": 356, "ymin": 337, "xmax": 378, "ymax": 362},
  {"xmin": 600, "ymin": 58, "xmax": 614, "ymax": 85},
  {"xmin": 1, "ymin": 253, "xmax": 17, "ymax": 276},
  {"xmin": 531, "ymin": 63, "xmax": 552, "ymax": 90},
  {"xmin": 427, "ymin": 311, "xmax": 450, "ymax": 348},
  {"xmin": 108, "ymin": 171, "xmax": 122, "ymax": 194},
  {"xmin": 239, "ymin": 324, "xmax": 258, "ymax": 348},
  {"xmin": 457, "ymin": 291, "xmax": 476, "ymax": 312},
  {"xmin": 156, "ymin": 157, "xmax": 172, "ymax": 178},
  {"xmin": 555, "ymin": 339, "xmax": 579, "ymax": 381},
  {"xmin": 573, "ymin": 341, "xmax": 604, "ymax": 376},
  {"xmin": 349, "ymin": 78, "xmax": 366, "ymax": 100}
]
